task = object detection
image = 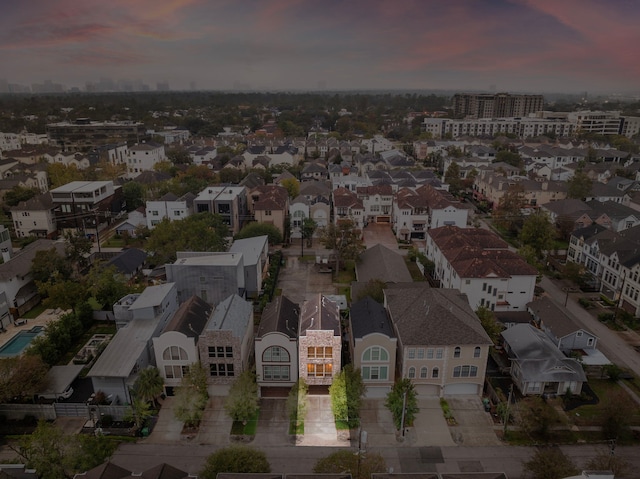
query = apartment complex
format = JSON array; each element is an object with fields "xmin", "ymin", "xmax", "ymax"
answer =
[{"xmin": 452, "ymin": 93, "xmax": 544, "ymax": 119}]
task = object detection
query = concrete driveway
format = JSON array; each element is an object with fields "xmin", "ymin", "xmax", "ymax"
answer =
[
  {"xmin": 409, "ymin": 398, "xmax": 455, "ymax": 447},
  {"xmin": 252, "ymin": 398, "xmax": 291, "ymax": 447},
  {"xmin": 277, "ymin": 255, "xmax": 335, "ymax": 304},
  {"xmin": 359, "ymin": 398, "xmax": 397, "ymax": 447},
  {"xmin": 447, "ymin": 397, "xmax": 501, "ymax": 446},
  {"xmin": 363, "ymin": 223, "xmax": 402, "ymax": 253},
  {"xmin": 295, "ymin": 395, "xmax": 348, "ymax": 447}
]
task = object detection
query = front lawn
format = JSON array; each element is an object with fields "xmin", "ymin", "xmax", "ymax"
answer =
[
  {"xmin": 568, "ymin": 379, "xmax": 640, "ymax": 428},
  {"xmin": 22, "ymin": 303, "xmax": 48, "ymax": 319},
  {"xmin": 230, "ymin": 410, "xmax": 259, "ymax": 436}
]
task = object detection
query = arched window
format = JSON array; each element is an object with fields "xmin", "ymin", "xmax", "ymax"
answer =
[
  {"xmin": 454, "ymin": 346, "xmax": 461, "ymax": 358},
  {"xmin": 453, "ymin": 365, "xmax": 478, "ymax": 378},
  {"xmin": 432, "ymin": 367, "xmax": 439, "ymax": 378},
  {"xmin": 163, "ymin": 346, "xmax": 187, "ymax": 361},
  {"xmin": 474, "ymin": 347, "xmax": 481, "ymax": 358},
  {"xmin": 263, "ymin": 346, "xmax": 290, "ymax": 362},
  {"xmin": 420, "ymin": 367, "xmax": 428, "ymax": 379},
  {"xmin": 408, "ymin": 367, "xmax": 416, "ymax": 379},
  {"xmin": 362, "ymin": 346, "xmax": 389, "ymax": 362}
]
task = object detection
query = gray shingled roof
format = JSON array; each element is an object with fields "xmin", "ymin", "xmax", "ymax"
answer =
[
  {"xmin": 161, "ymin": 295, "xmax": 212, "ymax": 338},
  {"xmin": 299, "ymin": 294, "xmax": 340, "ymax": 336},
  {"xmin": 0, "ymin": 239, "xmax": 65, "ymax": 281},
  {"xmin": 501, "ymin": 324, "xmax": 586, "ymax": 383},
  {"xmin": 356, "ymin": 244, "xmax": 412, "ymax": 284},
  {"xmin": 350, "ymin": 296, "xmax": 395, "ymax": 339},
  {"xmin": 229, "ymin": 235, "xmax": 268, "ymax": 267},
  {"xmin": 205, "ymin": 294, "xmax": 253, "ymax": 338},
  {"xmin": 384, "ymin": 283, "xmax": 491, "ymax": 346},
  {"xmin": 257, "ymin": 295, "xmax": 299, "ymax": 339}
]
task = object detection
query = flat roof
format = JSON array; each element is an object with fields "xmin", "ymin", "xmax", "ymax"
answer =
[
  {"xmin": 129, "ymin": 283, "xmax": 175, "ymax": 310},
  {"xmin": 172, "ymin": 253, "xmax": 242, "ymax": 267},
  {"xmin": 50, "ymin": 181, "xmax": 113, "ymax": 193},
  {"xmin": 40, "ymin": 365, "xmax": 84, "ymax": 395},
  {"xmin": 88, "ymin": 320, "xmax": 157, "ymax": 378}
]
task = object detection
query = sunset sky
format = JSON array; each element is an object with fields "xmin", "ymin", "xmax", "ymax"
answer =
[{"xmin": 1, "ymin": 0, "xmax": 638, "ymax": 93}]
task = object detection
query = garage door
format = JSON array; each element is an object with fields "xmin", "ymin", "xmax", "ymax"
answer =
[
  {"xmin": 364, "ymin": 386, "xmax": 391, "ymax": 399},
  {"xmin": 443, "ymin": 383, "xmax": 479, "ymax": 395},
  {"xmin": 414, "ymin": 384, "xmax": 440, "ymax": 397},
  {"xmin": 376, "ymin": 216, "xmax": 391, "ymax": 223}
]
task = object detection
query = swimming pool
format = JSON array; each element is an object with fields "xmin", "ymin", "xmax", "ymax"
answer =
[{"xmin": 0, "ymin": 326, "xmax": 45, "ymax": 358}]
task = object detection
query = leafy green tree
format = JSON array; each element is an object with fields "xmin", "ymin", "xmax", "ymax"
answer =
[
  {"xmin": 476, "ymin": 306, "xmax": 504, "ymax": 345},
  {"xmin": 166, "ymin": 146, "xmax": 192, "ymax": 164},
  {"xmin": 122, "ymin": 181, "xmax": 145, "ymax": 211},
  {"xmin": 224, "ymin": 370, "xmax": 259, "ymax": 424},
  {"xmin": 11, "ymin": 420, "xmax": 116, "ymax": 479},
  {"xmin": 199, "ymin": 445, "xmax": 270, "ymax": 479},
  {"xmin": 124, "ymin": 397, "xmax": 153, "ymax": 431},
  {"xmin": 280, "ymin": 177, "xmax": 300, "ymax": 199},
  {"xmin": 286, "ymin": 378, "xmax": 308, "ymax": 431},
  {"xmin": 47, "ymin": 163, "xmax": 84, "ymax": 188},
  {"xmin": 218, "ymin": 168, "xmax": 244, "ymax": 184},
  {"xmin": 518, "ymin": 396, "xmax": 562, "ymax": 441},
  {"xmin": 329, "ymin": 364, "xmax": 366, "ymax": 428},
  {"xmin": 85, "ymin": 263, "xmax": 131, "ymax": 309},
  {"xmin": 519, "ymin": 211, "xmax": 556, "ymax": 260},
  {"xmin": 3, "ymin": 186, "xmax": 39, "ymax": 207},
  {"xmin": 235, "ymin": 222, "xmax": 282, "ymax": 245},
  {"xmin": 313, "ymin": 449, "xmax": 386, "ymax": 479},
  {"xmin": 132, "ymin": 366, "xmax": 164, "ymax": 407},
  {"xmin": 27, "ymin": 311, "xmax": 84, "ymax": 366},
  {"xmin": 0, "ymin": 355, "xmax": 49, "ymax": 402},
  {"xmin": 522, "ymin": 447, "xmax": 579, "ymax": 479},
  {"xmin": 495, "ymin": 150, "xmax": 523, "ymax": 168},
  {"xmin": 385, "ymin": 378, "xmax": 419, "ymax": 430},
  {"xmin": 318, "ymin": 220, "xmax": 365, "ymax": 271},
  {"xmin": 174, "ymin": 362, "xmax": 209, "ymax": 428},
  {"xmin": 64, "ymin": 232, "xmax": 93, "ymax": 276},
  {"xmin": 567, "ymin": 170, "xmax": 593, "ymax": 199},
  {"xmin": 37, "ymin": 276, "xmax": 89, "ymax": 312},
  {"xmin": 494, "ymin": 183, "xmax": 525, "ymax": 234},
  {"xmin": 302, "ymin": 217, "xmax": 317, "ymax": 247},
  {"xmin": 601, "ymin": 389, "xmax": 635, "ymax": 440},
  {"xmin": 354, "ymin": 279, "xmax": 386, "ymax": 304},
  {"xmin": 31, "ymin": 248, "xmax": 71, "ymax": 283},
  {"xmin": 146, "ymin": 212, "xmax": 229, "ymax": 265},
  {"xmin": 444, "ymin": 161, "xmax": 462, "ymax": 196},
  {"xmin": 586, "ymin": 449, "xmax": 631, "ymax": 477}
]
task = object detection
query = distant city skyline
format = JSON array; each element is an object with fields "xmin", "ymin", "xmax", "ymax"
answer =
[{"xmin": 2, "ymin": 0, "xmax": 639, "ymax": 95}]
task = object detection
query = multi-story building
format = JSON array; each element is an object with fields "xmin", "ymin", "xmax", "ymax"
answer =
[
  {"xmin": 427, "ymin": 226, "xmax": 538, "ymax": 312},
  {"xmin": 166, "ymin": 251, "xmax": 245, "ymax": 306},
  {"xmin": 198, "ymin": 294, "xmax": 254, "ymax": 394},
  {"xmin": 145, "ymin": 192, "xmax": 194, "ymax": 229},
  {"xmin": 49, "ymin": 180, "xmax": 125, "ymax": 235},
  {"xmin": 193, "ymin": 185, "xmax": 248, "ymax": 235},
  {"xmin": 356, "ymin": 184, "xmax": 394, "ymax": 224},
  {"xmin": 423, "ymin": 117, "xmax": 575, "ymax": 139},
  {"xmin": 248, "ymin": 185, "xmax": 289, "ymax": 237},
  {"xmin": 46, "ymin": 119, "xmax": 145, "ymax": 152},
  {"xmin": 126, "ymin": 142, "xmax": 166, "ymax": 179},
  {"xmin": 332, "ymin": 187, "xmax": 365, "ymax": 229},
  {"xmin": 298, "ymin": 295, "xmax": 342, "ymax": 389},
  {"xmin": 384, "ymin": 283, "xmax": 492, "ymax": 396},
  {"xmin": 452, "ymin": 93, "xmax": 544, "ymax": 119},
  {"xmin": 10, "ymin": 193, "xmax": 58, "ymax": 239}
]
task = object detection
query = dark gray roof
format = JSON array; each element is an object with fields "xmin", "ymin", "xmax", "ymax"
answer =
[
  {"xmin": 350, "ymin": 296, "xmax": 395, "ymax": 339},
  {"xmin": 73, "ymin": 462, "xmax": 131, "ymax": 479},
  {"xmin": 527, "ymin": 297, "xmax": 592, "ymax": 339},
  {"xmin": 106, "ymin": 248, "xmax": 147, "ymax": 275},
  {"xmin": 257, "ymin": 295, "xmax": 300, "ymax": 339},
  {"xmin": 356, "ymin": 244, "xmax": 412, "ymax": 284},
  {"xmin": 162, "ymin": 295, "xmax": 212, "ymax": 338},
  {"xmin": 299, "ymin": 294, "xmax": 340, "ymax": 336},
  {"xmin": 501, "ymin": 324, "xmax": 586, "ymax": 383},
  {"xmin": 385, "ymin": 283, "xmax": 491, "ymax": 346},
  {"xmin": 140, "ymin": 463, "xmax": 189, "ymax": 479},
  {"xmin": 0, "ymin": 239, "xmax": 65, "ymax": 281}
]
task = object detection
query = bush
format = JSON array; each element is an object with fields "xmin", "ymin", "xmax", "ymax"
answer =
[
  {"xmin": 578, "ymin": 298, "xmax": 592, "ymax": 309},
  {"xmin": 598, "ymin": 312, "xmax": 614, "ymax": 323}
]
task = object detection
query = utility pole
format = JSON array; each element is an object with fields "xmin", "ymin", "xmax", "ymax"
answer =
[
  {"xmin": 400, "ymin": 389, "xmax": 407, "ymax": 437},
  {"xmin": 503, "ymin": 383, "xmax": 513, "ymax": 437}
]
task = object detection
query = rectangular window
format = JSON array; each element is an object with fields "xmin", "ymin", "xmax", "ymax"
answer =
[
  {"xmin": 426, "ymin": 348, "xmax": 434, "ymax": 359},
  {"xmin": 417, "ymin": 348, "xmax": 425, "ymax": 359},
  {"xmin": 307, "ymin": 363, "xmax": 332, "ymax": 378},
  {"xmin": 263, "ymin": 365, "xmax": 290, "ymax": 381},
  {"xmin": 436, "ymin": 348, "xmax": 443, "ymax": 359},
  {"xmin": 408, "ymin": 348, "xmax": 416, "ymax": 359},
  {"xmin": 308, "ymin": 346, "xmax": 333, "ymax": 359}
]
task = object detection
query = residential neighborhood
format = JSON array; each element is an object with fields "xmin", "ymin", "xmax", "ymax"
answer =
[{"xmin": 1, "ymin": 89, "xmax": 640, "ymax": 479}]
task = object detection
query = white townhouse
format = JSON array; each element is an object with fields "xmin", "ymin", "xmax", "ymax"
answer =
[
  {"xmin": 426, "ymin": 226, "xmax": 538, "ymax": 312},
  {"xmin": 145, "ymin": 192, "xmax": 194, "ymax": 229},
  {"xmin": 127, "ymin": 142, "xmax": 166, "ymax": 179}
]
